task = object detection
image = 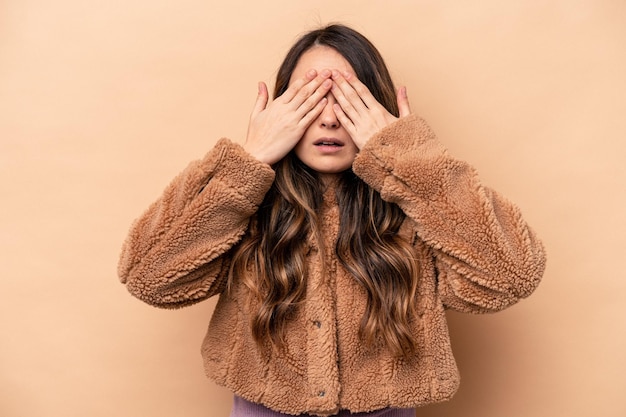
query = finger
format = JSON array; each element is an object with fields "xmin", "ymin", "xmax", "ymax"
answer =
[
  {"xmin": 295, "ymin": 78, "xmax": 333, "ymax": 118},
  {"xmin": 332, "ymin": 71, "xmax": 374, "ymax": 113},
  {"xmin": 344, "ymin": 71, "xmax": 382, "ymax": 110},
  {"xmin": 281, "ymin": 68, "xmax": 331, "ymax": 105},
  {"xmin": 298, "ymin": 97, "xmax": 328, "ymax": 127},
  {"xmin": 332, "ymin": 102, "xmax": 354, "ymax": 133},
  {"xmin": 397, "ymin": 86, "xmax": 411, "ymax": 118},
  {"xmin": 290, "ymin": 69, "xmax": 332, "ymax": 108},
  {"xmin": 279, "ymin": 69, "xmax": 317, "ymax": 102},
  {"xmin": 330, "ymin": 79, "xmax": 361, "ymax": 122},
  {"xmin": 250, "ymin": 82, "xmax": 269, "ymax": 120}
]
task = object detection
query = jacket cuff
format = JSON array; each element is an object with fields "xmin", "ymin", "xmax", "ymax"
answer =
[
  {"xmin": 353, "ymin": 114, "xmax": 439, "ymax": 194},
  {"xmin": 206, "ymin": 138, "xmax": 275, "ymax": 205}
]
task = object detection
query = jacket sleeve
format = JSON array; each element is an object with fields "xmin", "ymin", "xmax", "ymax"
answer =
[
  {"xmin": 352, "ymin": 114, "xmax": 546, "ymax": 313},
  {"xmin": 117, "ymin": 138, "xmax": 275, "ymax": 308}
]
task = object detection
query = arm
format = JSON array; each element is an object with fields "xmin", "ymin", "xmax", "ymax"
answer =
[
  {"xmin": 330, "ymin": 71, "xmax": 545, "ymax": 313},
  {"xmin": 119, "ymin": 68, "xmax": 334, "ymax": 309},
  {"xmin": 352, "ymin": 115, "xmax": 546, "ymax": 313},
  {"xmin": 118, "ymin": 138, "xmax": 275, "ymax": 308}
]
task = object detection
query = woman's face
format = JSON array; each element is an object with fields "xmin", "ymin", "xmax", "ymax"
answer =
[{"xmin": 289, "ymin": 46, "xmax": 359, "ymax": 174}]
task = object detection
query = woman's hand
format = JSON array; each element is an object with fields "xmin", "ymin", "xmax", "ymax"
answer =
[
  {"xmin": 330, "ymin": 70, "xmax": 411, "ymax": 149},
  {"xmin": 244, "ymin": 69, "xmax": 333, "ymax": 165}
]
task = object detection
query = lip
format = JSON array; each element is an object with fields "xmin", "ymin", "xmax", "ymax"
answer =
[{"xmin": 313, "ymin": 137, "xmax": 345, "ymax": 146}]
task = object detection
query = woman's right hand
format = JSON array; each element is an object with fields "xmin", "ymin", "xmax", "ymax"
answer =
[{"xmin": 244, "ymin": 69, "xmax": 333, "ymax": 165}]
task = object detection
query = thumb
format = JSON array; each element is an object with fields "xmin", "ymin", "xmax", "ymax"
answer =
[
  {"xmin": 397, "ymin": 86, "xmax": 411, "ymax": 118},
  {"xmin": 250, "ymin": 82, "xmax": 269, "ymax": 119}
]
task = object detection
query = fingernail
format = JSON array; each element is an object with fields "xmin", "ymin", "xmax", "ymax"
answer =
[
  {"xmin": 343, "ymin": 71, "xmax": 351, "ymax": 79},
  {"xmin": 321, "ymin": 69, "xmax": 331, "ymax": 77},
  {"xmin": 323, "ymin": 79, "xmax": 332, "ymax": 88},
  {"xmin": 331, "ymin": 70, "xmax": 340, "ymax": 79},
  {"xmin": 307, "ymin": 69, "xmax": 317, "ymax": 77}
]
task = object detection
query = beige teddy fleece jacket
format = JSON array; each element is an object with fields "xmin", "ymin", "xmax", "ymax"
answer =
[{"xmin": 118, "ymin": 114, "xmax": 546, "ymax": 416}]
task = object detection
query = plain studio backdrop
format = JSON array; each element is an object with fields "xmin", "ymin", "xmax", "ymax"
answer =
[{"xmin": 1, "ymin": 1, "xmax": 625, "ymax": 416}]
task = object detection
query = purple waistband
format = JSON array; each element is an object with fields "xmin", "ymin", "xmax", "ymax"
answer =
[{"xmin": 229, "ymin": 396, "xmax": 416, "ymax": 417}]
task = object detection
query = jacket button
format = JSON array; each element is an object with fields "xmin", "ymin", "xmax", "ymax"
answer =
[
  {"xmin": 313, "ymin": 320, "xmax": 321, "ymax": 328},
  {"xmin": 318, "ymin": 390, "xmax": 325, "ymax": 397}
]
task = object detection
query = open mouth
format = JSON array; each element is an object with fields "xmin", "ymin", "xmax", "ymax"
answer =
[{"xmin": 314, "ymin": 138, "xmax": 344, "ymax": 147}]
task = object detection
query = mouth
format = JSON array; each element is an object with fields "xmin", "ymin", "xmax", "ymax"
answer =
[{"xmin": 314, "ymin": 138, "xmax": 344, "ymax": 147}]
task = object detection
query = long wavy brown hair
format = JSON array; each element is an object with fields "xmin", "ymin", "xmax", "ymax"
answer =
[{"xmin": 230, "ymin": 24, "xmax": 419, "ymax": 358}]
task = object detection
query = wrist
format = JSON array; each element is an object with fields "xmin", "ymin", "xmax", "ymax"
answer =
[{"xmin": 243, "ymin": 143, "xmax": 273, "ymax": 165}]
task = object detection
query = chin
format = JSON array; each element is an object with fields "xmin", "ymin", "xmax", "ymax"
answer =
[
  {"xmin": 297, "ymin": 155, "xmax": 356, "ymax": 174},
  {"xmin": 306, "ymin": 162, "xmax": 354, "ymax": 174}
]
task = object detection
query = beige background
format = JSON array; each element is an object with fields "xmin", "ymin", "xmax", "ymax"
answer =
[{"xmin": 1, "ymin": 1, "xmax": 625, "ymax": 416}]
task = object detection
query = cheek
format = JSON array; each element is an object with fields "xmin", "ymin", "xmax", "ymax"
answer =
[
  {"xmin": 292, "ymin": 138, "xmax": 307, "ymax": 160},
  {"xmin": 298, "ymin": 122, "xmax": 318, "ymax": 144}
]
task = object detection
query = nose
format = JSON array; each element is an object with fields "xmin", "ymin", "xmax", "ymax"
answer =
[{"xmin": 319, "ymin": 94, "xmax": 340, "ymax": 129}]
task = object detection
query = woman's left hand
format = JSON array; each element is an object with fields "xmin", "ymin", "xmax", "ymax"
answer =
[{"xmin": 330, "ymin": 70, "xmax": 411, "ymax": 149}]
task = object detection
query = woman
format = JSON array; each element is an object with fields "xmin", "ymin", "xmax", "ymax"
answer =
[{"xmin": 118, "ymin": 24, "xmax": 546, "ymax": 416}]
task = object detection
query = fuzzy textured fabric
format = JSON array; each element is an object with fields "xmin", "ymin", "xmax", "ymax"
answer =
[{"xmin": 118, "ymin": 114, "xmax": 546, "ymax": 416}]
